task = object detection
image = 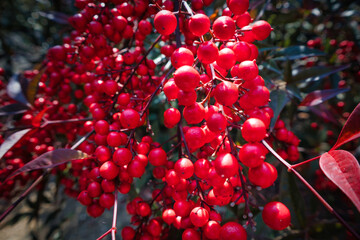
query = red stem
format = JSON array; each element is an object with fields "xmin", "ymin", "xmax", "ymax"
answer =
[
  {"xmin": 226, "ymin": 129, "xmax": 254, "ymax": 226},
  {"xmin": 291, "ymin": 155, "xmax": 321, "ymax": 169},
  {"xmin": 110, "ymin": 34, "xmax": 162, "ymax": 111},
  {"xmin": 261, "ymin": 140, "xmax": 360, "ymax": 239},
  {"xmin": 111, "ymin": 189, "xmax": 118, "ymax": 240},
  {"xmin": 0, "ymin": 130, "xmax": 94, "ymax": 223},
  {"xmin": 97, "ymin": 228, "xmax": 112, "ymax": 240},
  {"xmin": 0, "ymin": 170, "xmax": 48, "ymax": 222}
]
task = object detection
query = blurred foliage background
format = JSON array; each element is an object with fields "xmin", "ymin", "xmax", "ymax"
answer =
[{"xmin": 0, "ymin": 0, "xmax": 359, "ymax": 239}]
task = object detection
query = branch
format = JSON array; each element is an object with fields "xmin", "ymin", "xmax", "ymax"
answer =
[
  {"xmin": 226, "ymin": 128, "xmax": 254, "ymax": 227},
  {"xmin": 0, "ymin": 130, "xmax": 95, "ymax": 223},
  {"xmin": 112, "ymin": 190, "xmax": 119, "ymax": 240},
  {"xmin": 261, "ymin": 140, "xmax": 360, "ymax": 239},
  {"xmin": 110, "ymin": 35, "xmax": 162, "ymax": 112}
]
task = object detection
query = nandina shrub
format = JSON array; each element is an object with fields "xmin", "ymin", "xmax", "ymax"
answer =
[{"xmin": 0, "ymin": 0, "xmax": 359, "ymax": 240}]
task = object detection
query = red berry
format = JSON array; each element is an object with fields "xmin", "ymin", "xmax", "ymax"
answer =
[
  {"xmin": 214, "ymin": 153, "xmax": 239, "ymax": 178},
  {"xmin": 232, "ymin": 41, "xmax": 251, "ymax": 62},
  {"xmin": 204, "ymin": 220, "xmax": 221, "ymax": 239},
  {"xmin": 249, "ymin": 86, "xmax": 270, "ymax": 107},
  {"xmin": 164, "ymin": 79, "xmax": 179, "ymax": 100},
  {"xmin": 174, "ymin": 158, "xmax": 194, "ymax": 179},
  {"xmin": 247, "ymin": 108, "xmax": 271, "ymax": 128},
  {"xmin": 154, "ymin": 10, "xmax": 177, "ymax": 35},
  {"xmin": 241, "ymin": 118, "xmax": 267, "ymax": 142},
  {"xmin": 213, "ymin": 16, "xmax": 236, "ymax": 41},
  {"xmin": 101, "ymin": 179, "xmax": 116, "ymax": 193},
  {"xmin": 107, "ymin": 132, "xmax": 126, "ymax": 147},
  {"xmin": 217, "ymin": 48, "xmax": 236, "ymax": 70},
  {"xmin": 184, "ymin": 127, "xmax": 205, "ymax": 149},
  {"xmin": 120, "ymin": 109, "xmax": 140, "ymax": 129},
  {"xmin": 174, "ymin": 200, "xmax": 192, "ymax": 217},
  {"xmin": 99, "ymin": 193, "xmax": 115, "ymax": 209},
  {"xmin": 190, "ymin": 207, "xmax": 209, "ymax": 227},
  {"xmin": 177, "ymin": 89, "xmax": 197, "ymax": 106},
  {"xmin": 235, "ymin": 12, "xmax": 252, "ymax": 28},
  {"xmin": 219, "ymin": 221, "xmax": 247, "ymax": 240},
  {"xmin": 213, "ymin": 181, "xmax": 234, "ymax": 204},
  {"xmin": 197, "ymin": 41, "xmax": 219, "ymax": 64},
  {"xmin": 252, "ymin": 20, "xmax": 272, "ymax": 41},
  {"xmin": 183, "ymin": 102, "xmax": 205, "ymax": 124},
  {"xmin": 276, "ymin": 128, "xmax": 288, "ymax": 141},
  {"xmin": 171, "ymin": 47, "xmax": 194, "ymax": 69},
  {"xmin": 194, "ymin": 158, "xmax": 211, "ymax": 178},
  {"xmin": 236, "ymin": 60, "xmax": 259, "ymax": 81},
  {"xmin": 163, "ymin": 209, "xmax": 176, "ymax": 224},
  {"xmin": 99, "ymin": 161, "xmax": 119, "ymax": 180},
  {"xmin": 248, "ymin": 43, "xmax": 259, "ymax": 60},
  {"xmin": 117, "ymin": 93, "xmax": 131, "ymax": 106},
  {"xmin": 127, "ymin": 160, "xmax": 146, "ymax": 178},
  {"xmin": 103, "ymin": 80, "xmax": 118, "ymax": 96},
  {"xmin": 165, "ymin": 169, "xmax": 180, "ymax": 185},
  {"xmin": 121, "ymin": 226, "xmax": 135, "ymax": 240},
  {"xmin": 214, "ymin": 81, "xmax": 239, "ymax": 106},
  {"xmin": 262, "ymin": 201, "xmax": 291, "ymax": 230},
  {"xmin": 147, "ymin": 218, "xmax": 162, "ymax": 237},
  {"xmin": 137, "ymin": 202, "xmax": 151, "ymax": 217},
  {"xmin": 138, "ymin": 20, "xmax": 152, "ymax": 35},
  {"xmin": 164, "ymin": 107, "xmax": 181, "ymax": 128},
  {"xmin": 227, "ymin": 0, "xmax": 249, "ymax": 15},
  {"xmin": 87, "ymin": 203, "xmax": 104, "ymax": 218},
  {"xmin": 207, "ymin": 112, "xmax": 227, "ymax": 133},
  {"xmin": 189, "ymin": 13, "xmax": 210, "ymax": 36},
  {"xmin": 95, "ymin": 146, "xmax": 111, "ymax": 162},
  {"xmin": 148, "ymin": 148, "xmax": 167, "ymax": 166},
  {"xmin": 174, "ymin": 65, "xmax": 200, "ymax": 91},
  {"xmin": 182, "ymin": 228, "xmax": 201, "ymax": 240},
  {"xmin": 113, "ymin": 148, "xmax": 132, "ymax": 166},
  {"xmin": 113, "ymin": 16, "xmax": 127, "ymax": 32},
  {"xmin": 238, "ymin": 143, "xmax": 265, "ymax": 167},
  {"xmin": 77, "ymin": 190, "xmax": 92, "ymax": 206},
  {"xmin": 248, "ymin": 162, "xmax": 277, "ymax": 188}
]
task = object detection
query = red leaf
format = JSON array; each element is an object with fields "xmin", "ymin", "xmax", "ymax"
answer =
[
  {"xmin": 7, "ymin": 149, "xmax": 90, "ymax": 179},
  {"xmin": 319, "ymin": 150, "xmax": 360, "ymax": 212},
  {"xmin": 332, "ymin": 103, "xmax": 360, "ymax": 150},
  {"xmin": 32, "ymin": 107, "xmax": 50, "ymax": 128},
  {"xmin": 308, "ymin": 104, "xmax": 339, "ymax": 125},
  {"xmin": 299, "ymin": 88, "xmax": 349, "ymax": 107},
  {"xmin": 0, "ymin": 129, "xmax": 35, "ymax": 160}
]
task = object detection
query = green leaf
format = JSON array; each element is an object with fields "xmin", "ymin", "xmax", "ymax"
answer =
[
  {"xmin": 271, "ymin": 46, "xmax": 326, "ymax": 61},
  {"xmin": 286, "ymin": 84, "xmax": 303, "ymax": 101},
  {"xmin": 258, "ymin": 46, "xmax": 281, "ymax": 53},
  {"xmin": 297, "ymin": 65, "xmax": 350, "ymax": 89},
  {"xmin": 291, "ymin": 66, "xmax": 332, "ymax": 83},
  {"xmin": 260, "ymin": 60, "xmax": 282, "ymax": 75},
  {"xmin": 269, "ymin": 89, "xmax": 291, "ymax": 131}
]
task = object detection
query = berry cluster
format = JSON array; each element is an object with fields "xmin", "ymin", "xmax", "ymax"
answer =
[{"xmin": 0, "ymin": 0, "xmax": 299, "ymax": 239}]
